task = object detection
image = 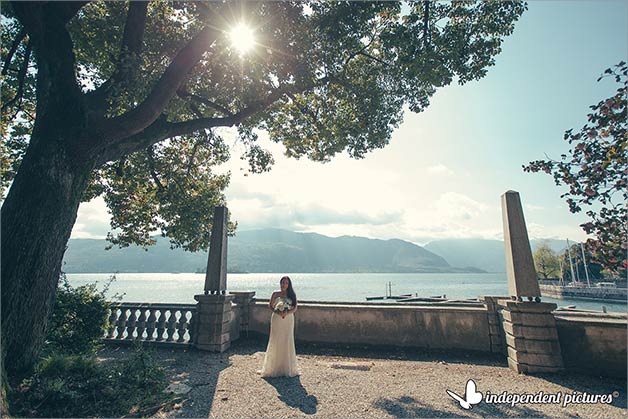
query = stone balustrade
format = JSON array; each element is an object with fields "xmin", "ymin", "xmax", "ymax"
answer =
[{"xmin": 104, "ymin": 302, "xmax": 197, "ymax": 346}]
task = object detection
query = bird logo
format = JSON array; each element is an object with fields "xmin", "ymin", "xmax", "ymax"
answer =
[{"xmin": 446, "ymin": 379, "xmax": 483, "ymax": 409}]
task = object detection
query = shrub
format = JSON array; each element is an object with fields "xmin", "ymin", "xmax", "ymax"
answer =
[
  {"xmin": 10, "ymin": 345, "xmax": 173, "ymax": 418},
  {"xmin": 44, "ymin": 273, "xmax": 114, "ymax": 355},
  {"xmin": 8, "ymin": 274, "xmax": 174, "ymax": 418}
]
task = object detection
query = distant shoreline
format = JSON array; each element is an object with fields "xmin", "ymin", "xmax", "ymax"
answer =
[{"xmin": 64, "ymin": 270, "xmax": 498, "ymax": 275}]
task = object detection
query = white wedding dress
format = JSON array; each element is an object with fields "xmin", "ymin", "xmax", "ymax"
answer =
[{"xmin": 260, "ymin": 296, "xmax": 299, "ymax": 377}]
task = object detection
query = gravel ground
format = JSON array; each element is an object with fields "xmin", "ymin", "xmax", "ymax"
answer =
[{"xmin": 97, "ymin": 339, "xmax": 627, "ymax": 419}]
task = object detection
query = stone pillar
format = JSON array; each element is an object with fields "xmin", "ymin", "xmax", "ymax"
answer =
[
  {"xmin": 480, "ymin": 296, "xmax": 509, "ymax": 354},
  {"xmin": 501, "ymin": 191, "xmax": 541, "ymax": 300},
  {"xmin": 204, "ymin": 206, "xmax": 228, "ymax": 295},
  {"xmin": 193, "ymin": 294, "xmax": 234, "ymax": 352},
  {"xmin": 230, "ymin": 291, "xmax": 256, "ymax": 338},
  {"xmin": 498, "ymin": 300, "xmax": 563, "ymax": 373},
  {"xmin": 194, "ymin": 205, "xmax": 233, "ymax": 352}
]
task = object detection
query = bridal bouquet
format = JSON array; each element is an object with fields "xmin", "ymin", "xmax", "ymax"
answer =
[{"xmin": 274, "ymin": 298, "xmax": 292, "ymax": 313}]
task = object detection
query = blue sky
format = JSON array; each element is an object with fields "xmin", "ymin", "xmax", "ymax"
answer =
[{"xmin": 72, "ymin": 1, "xmax": 628, "ymax": 245}]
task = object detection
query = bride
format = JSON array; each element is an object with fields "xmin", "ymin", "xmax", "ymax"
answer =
[{"xmin": 260, "ymin": 276, "xmax": 299, "ymax": 377}]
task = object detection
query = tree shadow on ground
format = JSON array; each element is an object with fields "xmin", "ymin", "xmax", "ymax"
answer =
[
  {"xmin": 374, "ymin": 394, "xmax": 550, "ymax": 418},
  {"xmin": 97, "ymin": 344, "xmax": 232, "ymax": 418},
  {"xmin": 263, "ymin": 375, "xmax": 318, "ymax": 414}
]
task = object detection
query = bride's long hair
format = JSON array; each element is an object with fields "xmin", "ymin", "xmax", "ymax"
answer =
[{"xmin": 281, "ymin": 276, "xmax": 297, "ymax": 307}]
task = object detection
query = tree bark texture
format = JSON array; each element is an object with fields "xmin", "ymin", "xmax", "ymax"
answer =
[
  {"xmin": 1, "ymin": 132, "xmax": 95, "ymax": 381},
  {"xmin": 1, "ymin": 0, "xmax": 312, "ymax": 384},
  {"xmin": 2, "ymin": 1, "xmax": 94, "ymax": 383}
]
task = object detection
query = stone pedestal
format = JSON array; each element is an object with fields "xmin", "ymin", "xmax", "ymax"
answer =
[
  {"xmin": 194, "ymin": 294, "xmax": 234, "ymax": 352},
  {"xmin": 499, "ymin": 300, "xmax": 563, "ymax": 374},
  {"xmin": 230, "ymin": 291, "xmax": 256, "ymax": 338},
  {"xmin": 480, "ymin": 296, "xmax": 510, "ymax": 354}
]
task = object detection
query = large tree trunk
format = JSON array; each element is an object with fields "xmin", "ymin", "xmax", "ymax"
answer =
[
  {"xmin": 1, "ymin": 2, "xmax": 96, "ymax": 385},
  {"xmin": 1, "ymin": 126, "xmax": 94, "ymax": 384}
]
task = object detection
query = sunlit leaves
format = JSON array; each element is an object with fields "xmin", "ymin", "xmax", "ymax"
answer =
[
  {"xmin": 101, "ymin": 132, "xmax": 231, "ymax": 252},
  {"xmin": 533, "ymin": 241, "xmax": 560, "ymax": 280},
  {"xmin": 2, "ymin": 0, "xmax": 527, "ymax": 251}
]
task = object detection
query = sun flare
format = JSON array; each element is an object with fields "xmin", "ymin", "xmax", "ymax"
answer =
[{"xmin": 229, "ymin": 23, "xmax": 255, "ymax": 56}]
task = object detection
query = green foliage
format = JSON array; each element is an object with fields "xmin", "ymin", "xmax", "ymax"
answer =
[
  {"xmin": 100, "ymin": 132, "xmax": 234, "ymax": 252},
  {"xmin": 0, "ymin": 8, "xmax": 35, "ymax": 194},
  {"xmin": 9, "ymin": 346, "xmax": 172, "ymax": 418},
  {"xmin": 8, "ymin": 276, "xmax": 172, "ymax": 417},
  {"xmin": 44, "ymin": 274, "xmax": 112, "ymax": 355},
  {"xmin": 533, "ymin": 241, "xmax": 560, "ymax": 280},
  {"xmin": 524, "ymin": 62, "xmax": 627, "ymax": 276},
  {"xmin": 1, "ymin": 0, "xmax": 527, "ymax": 253}
]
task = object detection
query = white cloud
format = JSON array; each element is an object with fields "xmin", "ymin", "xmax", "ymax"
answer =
[
  {"xmin": 527, "ymin": 222, "xmax": 591, "ymax": 242},
  {"xmin": 525, "ymin": 204, "xmax": 545, "ymax": 211},
  {"xmin": 432, "ymin": 192, "xmax": 490, "ymax": 221},
  {"xmin": 71, "ymin": 197, "xmax": 113, "ymax": 239},
  {"xmin": 426, "ymin": 164, "xmax": 455, "ymax": 176}
]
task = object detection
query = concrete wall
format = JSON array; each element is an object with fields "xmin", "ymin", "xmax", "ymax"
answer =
[
  {"xmin": 539, "ymin": 284, "xmax": 627, "ymax": 303},
  {"xmin": 249, "ymin": 301, "xmax": 491, "ymax": 352},
  {"xmin": 555, "ymin": 312, "xmax": 627, "ymax": 378},
  {"xmin": 230, "ymin": 303, "xmax": 241, "ymax": 341},
  {"xmin": 241, "ymin": 300, "xmax": 626, "ymax": 378}
]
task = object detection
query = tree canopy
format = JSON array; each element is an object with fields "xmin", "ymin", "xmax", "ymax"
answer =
[
  {"xmin": 1, "ymin": 0, "xmax": 531, "ymax": 387},
  {"xmin": 1, "ymin": 1, "xmax": 527, "ymax": 252},
  {"xmin": 524, "ymin": 62, "xmax": 627, "ymax": 277}
]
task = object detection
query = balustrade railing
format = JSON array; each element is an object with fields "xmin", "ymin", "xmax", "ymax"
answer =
[{"xmin": 105, "ymin": 302, "xmax": 196, "ymax": 346}]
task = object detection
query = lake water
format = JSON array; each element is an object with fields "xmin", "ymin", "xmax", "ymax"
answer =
[{"xmin": 66, "ymin": 272, "xmax": 627, "ymax": 313}]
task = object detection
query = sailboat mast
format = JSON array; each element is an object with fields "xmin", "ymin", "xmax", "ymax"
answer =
[
  {"xmin": 581, "ymin": 242, "xmax": 591, "ymax": 287},
  {"xmin": 566, "ymin": 239, "xmax": 576, "ymax": 285},
  {"xmin": 559, "ymin": 256, "xmax": 564, "ymax": 286}
]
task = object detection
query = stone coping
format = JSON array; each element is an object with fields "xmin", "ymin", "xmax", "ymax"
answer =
[
  {"xmin": 554, "ymin": 313, "xmax": 628, "ymax": 326},
  {"xmin": 254, "ymin": 299, "xmax": 487, "ymax": 311},
  {"xmin": 109, "ymin": 302, "xmax": 197, "ymax": 309}
]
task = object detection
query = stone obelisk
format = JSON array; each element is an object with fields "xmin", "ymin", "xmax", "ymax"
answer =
[
  {"xmin": 499, "ymin": 191, "xmax": 563, "ymax": 374},
  {"xmin": 204, "ymin": 205, "xmax": 228, "ymax": 295},
  {"xmin": 501, "ymin": 190, "xmax": 541, "ymax": 299}
]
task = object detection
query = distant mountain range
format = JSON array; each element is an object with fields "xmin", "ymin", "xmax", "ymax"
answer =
[
  {"xmin": 62, "ymin": 228, "xmax": 571, "ymax": 274},
  {"xmin": 63, "ymin": 229, "xmax": 484, "ymax": 274},
  {"xmin": 424, "ymin": 238, "xmax": 569, "ymax": 273}
]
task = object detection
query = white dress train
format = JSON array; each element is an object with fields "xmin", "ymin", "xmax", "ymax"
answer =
[{"xmin": 261, "ymin": 297, "xmax": 299, "ymax": 377}]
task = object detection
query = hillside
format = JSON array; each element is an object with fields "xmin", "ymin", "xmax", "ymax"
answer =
[
  {"xmin": 424, "ymin": 238, "xmax": 569, "ymax": 273},
  {"xmin": 63, "ymin": 229, "xmax": 483, "ymax": 273}
]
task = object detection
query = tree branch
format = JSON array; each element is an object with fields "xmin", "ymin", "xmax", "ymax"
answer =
[
  {"xmin": 422, "ymin": 0, "xmax": 430, "ymax": 50},
  {"xmin": 10, "ymin": 1, "xmax": 89, "ymax": 37},
  {"xmin": 358, "ymin": 51, "xmax": 391, "ymax": 67},
  {"xmin": 176, "ymin": 87, "xmax": 234, "ymax": 117},
  {"xmin": 165, "ymin": 77, "xmax": 333, "ymax": 138},
  {"xmin": 95, "ymin": 75, "xmax": 334, "ymax": 166},
  {"xmin": 2, "ymin": 27, "xmax": 26, "ymax": 76},
  {"xmin": 121, "ymin": 1, "xmax": 149, "ymax": 54},
  {"xmin": 87, "ymin": 1, "xmax": 149, "ymax": 111},
  {"xmin": 55, "ymin": 1, "xmax": 92, "ymax": 24},
  {"xmin": 286, "ymin": 92, "xmax": 325, "ymax": 133},
  {"xmin": 11, "ymin": 1, "xmax": 86, "ymax": 111},
  {"xmin": 145, "ymin": 146, "xmax": 165, "ymax": 193},
  {"xmin": 186, "ymin": 137, "xmax": 203, "ymax": 177},
  {"xmin": 2, "ymin": 41, "xmax": 32, "ymax": 114},
  {"xmin": 92, "ymin": 25, "xmax": 219, "ymax": 143}
]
